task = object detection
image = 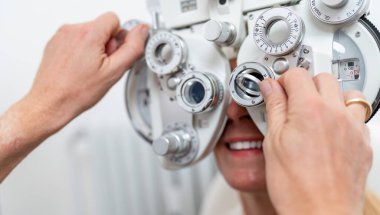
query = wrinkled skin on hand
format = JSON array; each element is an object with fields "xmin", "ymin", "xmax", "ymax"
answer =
[
  {"xmin": 260, "ymin": 68, "xmax": 372, "ymax": 215},
  {"xmin": 27, "ymin": 12, "xmax": 149, "ymax": 129},
  {"xmin": 0, "ymin": 12, "xmax": 149, "ymax": 181}
]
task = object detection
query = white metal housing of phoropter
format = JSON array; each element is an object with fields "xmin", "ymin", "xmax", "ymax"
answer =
[{"xmin": 125, "ymin": 0, "xmax": 380, "ymax": 169}]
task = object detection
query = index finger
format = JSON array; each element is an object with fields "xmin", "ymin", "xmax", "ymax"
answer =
[
  {"xmin": 92, "ymin": 12, "xmax": 121, "ymax": 43},
  {"xmin": 278, "ymin": 68, "xmax": 319, "ymax": 106}
]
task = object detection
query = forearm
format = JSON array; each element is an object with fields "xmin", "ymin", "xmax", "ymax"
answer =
[{"xmin": 0, "ymin": 96, "xmax": 66, "ymax": 182}]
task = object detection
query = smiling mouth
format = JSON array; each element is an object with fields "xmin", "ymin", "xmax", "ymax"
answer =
[{"xmin": 227, "ymin": 141, "xmax": 263, "ymax": 151}]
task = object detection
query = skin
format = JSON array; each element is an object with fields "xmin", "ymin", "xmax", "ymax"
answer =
[
  {"xmin": 262, "ymin": 71, "xmax": 372, "ymax": 215},
  {"xmin": 0, "ymin": 12, "xmax": 149, "ymax": 181},
  {"xmin": 214, "ymin": 60, "xmax": 275, "ymax": 214},
  {"xmin": 0, "ymin": 12, "xmax": 373, "ymax": 215},
  {"xmin": 215, "ymin": 64, "xmax": 372, "ymax": 215}
]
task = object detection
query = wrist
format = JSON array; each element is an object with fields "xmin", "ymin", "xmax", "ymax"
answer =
[
  {"xmin": 0, "ymin": 92, "xmax": 71, "ymax": 181},
  {"xmin": 21, "ymin": 92, "xmax": 71, "ymax": 135},
  {"xmin": 0, "ymin": 98, "xmax": 54, "ymax": 180}
]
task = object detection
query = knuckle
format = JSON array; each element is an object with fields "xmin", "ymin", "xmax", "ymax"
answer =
[
  {"xmin": 314, "ymin": 72, "xmax": 335, "ymax": 83},
  {"xmin": 105, "ymin": 11, "xmax": 120, "ymax": 25},
  {"xmin": 57, "ymin": 24, "xmax": 73, "ymax": 34},
  {"xmin": 289, "ymin": 67, "xmax": 308, "ymax": 75},
  {"xmin": 344, "ymin": 90, "xmax": 366, "ymax": 100},
  {"xmin": 335, "ymin": 110, "xmax": 351, "ymax": 127},
  {"xmin": 366, "ymin": 145, "xmax": 374, "ymax": 166},
  {"xmin": 78, "ymin": 24, "xmax": 99, "ymax": 41},
  {"xmin": 282, "ymin": 67, "xmax": 308, "ymax": 85},
  {"xmin": 360, "ymin": 133, "xmax": 373, "ymax": 167}
]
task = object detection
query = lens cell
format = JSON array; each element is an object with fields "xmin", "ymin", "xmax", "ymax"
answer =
[
  {"xmin": 185, "ymin": 81, "xmax": 206, "ymax": 105},
  {"xmin": 177, "ymin": 72, "xmax": 223, "ymax": 113}
]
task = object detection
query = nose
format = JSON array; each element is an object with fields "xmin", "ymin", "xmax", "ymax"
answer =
[
  {"xmin": 226, "ymin": 100, "xmax": 250, "ymax": 122},
  {"xmin": 227, "ymin": 59, "xmax": 250, "ymax": 122}
]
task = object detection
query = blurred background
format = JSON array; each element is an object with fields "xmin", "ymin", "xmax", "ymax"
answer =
[{"xmin": 0, "ymin": 0, "xmax": 379, "ymax": 214}]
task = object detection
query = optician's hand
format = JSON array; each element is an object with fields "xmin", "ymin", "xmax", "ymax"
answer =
[
  {"xmin": 0, "ymin": 12, "xmax": 148, "ymax": 181},
  {"xmin": 260, "ymin": 68, "xmax": 372, "ymax": 215},
  {"xmin": 28, "ymin": 12, "xmax": 148, "ymax": 129}
]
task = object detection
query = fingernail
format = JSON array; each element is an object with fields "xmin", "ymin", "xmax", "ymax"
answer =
[
  {"xmin": 260, "ymin": 80, "xmax": 272, "ymax": 97},
  {"xmin": 139, "ymin": 25, "xmax": 149, "ymax": 39}
]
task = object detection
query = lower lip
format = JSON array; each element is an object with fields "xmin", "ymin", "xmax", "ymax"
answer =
[{"xmin": 228, "ymin": 148, "xmax": 263, "ymax": 157}]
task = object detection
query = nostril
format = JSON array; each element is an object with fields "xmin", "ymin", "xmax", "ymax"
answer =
[{"xmin": 226, "ymin": 100, "xmax": 250, "ymax": 120}]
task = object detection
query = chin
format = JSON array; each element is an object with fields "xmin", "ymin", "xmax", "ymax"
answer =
[
  {"xmin": 222, "ymin": 168, "xmax": 268, "ymax": 193},
  {"xmin": 214, "ymin": 142, "xmax": 268, "ymax": 193}
]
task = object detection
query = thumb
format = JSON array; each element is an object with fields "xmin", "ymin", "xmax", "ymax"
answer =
[
  {"xmin": 108, "ymin": 24, "xmax": 149, "ymax": 75},
  {"xmin": 260, "ymin": 79, "xmax": 288, "ymax": 131}
]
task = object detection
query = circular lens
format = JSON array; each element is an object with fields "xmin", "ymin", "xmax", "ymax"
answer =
[
  {"xmin": 155, "ymin": 43, "xmax": 174, "ymax": 65},
  {"xmin": 266, "ymin": 19, "xmax": 289, "ymax": 44},
  {"xmin": 177, "ymin": 72, "xmax": 221, "ymax": 113},
  {"xmin": 185, "ymin": 80, "xmax": 206, "ymax": 105},
  {"xmin": 230, "ymin": 62, "xmax": 274, "ymax": 107},
  {"xmin": 242, "ymin": 78, "xmax": 260, "ymax": 92},
  {"xmin": 236, "ymin": 68, "xmax": 264, "ymax": 97}
]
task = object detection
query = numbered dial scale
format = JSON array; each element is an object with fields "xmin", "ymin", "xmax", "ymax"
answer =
[
  {"xmin": 253, "ymin": 7, "xmax": 305, "ymax": 56},
  {"xmin": 145, "ymin": 31, "xmax": 187, "ymax": 75},
  {"xmin": 309, "ymin": 0, "xmax": 370, "ymax": 24}
]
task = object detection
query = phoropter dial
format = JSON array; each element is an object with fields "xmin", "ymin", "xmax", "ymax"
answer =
[
  {"xmin": 309, "ymin": 0, "xmax": 370, "ymax": 25},
  {"xmin": 153, "ymin": 123, "xmax": 199, "ymax": 166},
  {"xmin": 176, "ymin": 72, "xmax": 223, "ymax": 113},
  {"xmin": 145, "ymin": 31, "xmax": 187, "ymax": 75},
  {"xmin": 153, "ymin": 130, "xmax": 191, "ymax": 156},
  {"xmin": 253, "ymin": 7, "xmax": 305, "ymax": 56},
  {"xmin": 229, "ymin": 62, "xmax": 275, "ymax": 107},
  {"xmin": 203, "ymin": 20, "xmax": 237, "ymax": 45}
]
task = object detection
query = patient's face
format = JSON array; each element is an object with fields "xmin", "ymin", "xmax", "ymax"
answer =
[{"xmin": 214, "ymin": 60, "xmax": 266, "ymax": 193}]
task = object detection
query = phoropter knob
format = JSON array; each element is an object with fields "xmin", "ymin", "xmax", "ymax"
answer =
[
  {"xmin": 153, "ymin": 131, "xmax": 191, "ymax": 156},
  {"xmin": 203, "ymin": 20, "xmax": 236, "ymax": 45},
  {"xmin": 321, "ymin": 0, "xmax": 348, "ymax": 8}
]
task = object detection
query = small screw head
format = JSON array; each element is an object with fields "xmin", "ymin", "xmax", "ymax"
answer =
[{"xmin": 355, "ymin": 32, "xmax": 361, "ymax": 38}]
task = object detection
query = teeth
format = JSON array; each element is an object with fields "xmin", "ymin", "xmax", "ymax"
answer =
[{"xmin": 228, "ymin": 141, "xmax": 263, "ymax": 150}]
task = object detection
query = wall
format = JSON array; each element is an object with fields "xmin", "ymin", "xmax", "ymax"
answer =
[{"xmin": 0, "ymin": 0, "xmax": 380, "ymax": 214}]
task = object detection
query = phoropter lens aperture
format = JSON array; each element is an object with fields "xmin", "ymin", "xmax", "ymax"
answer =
[
  {"xmin": 236, "ymin": 69, "xmax": 264, "ymax": 97},
  {"xmin": 155, "ymin": 43, "xmax": 174, "ymax": 65},
  {"xmin": 177, "ymin": 72, "xmax": 222, "ymax": 113},
  {"xmin": 229, "ymin": 62, "xmax": 274, "ymax": 107},
  {"xmin": 184, "ymin": 80, "xmax": 206, "ymax": 105}
]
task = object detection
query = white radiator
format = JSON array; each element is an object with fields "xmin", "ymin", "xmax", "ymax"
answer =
[{"xmin": 64, "ymin": 124, "xmax": 218, "ymax": 215}]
